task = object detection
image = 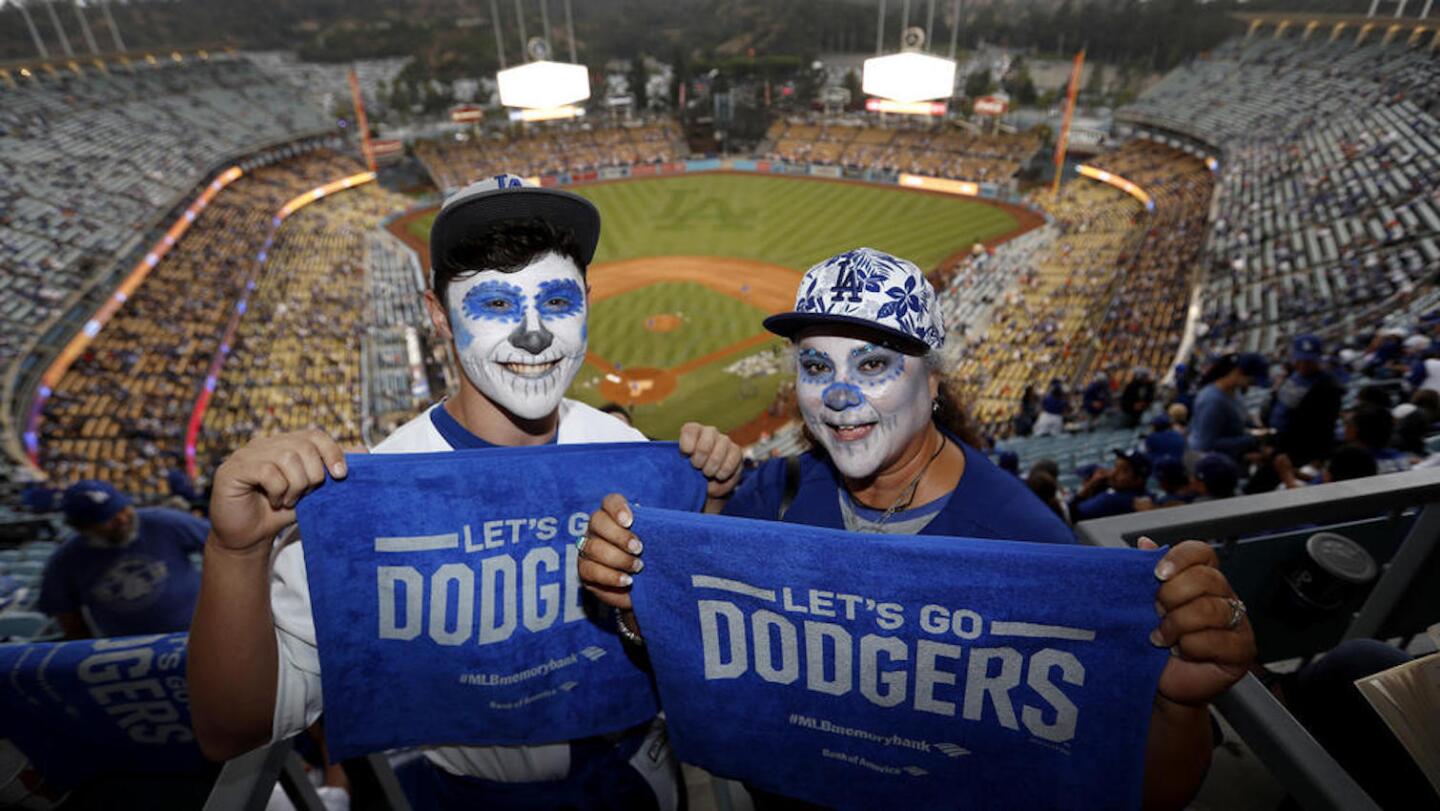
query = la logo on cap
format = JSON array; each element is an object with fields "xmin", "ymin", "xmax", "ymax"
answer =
[
  {"xmin": 829, "ymin": 254, "xmax": 864, "ymax": 303},
  {"xmin": 86, "ymin": 491, "xmax": 109, "ymax": 504}
]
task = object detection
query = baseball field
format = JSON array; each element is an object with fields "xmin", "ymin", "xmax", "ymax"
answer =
[{"xmin": 395, "ymin": 173, "xmax": 1029, "ymax": 440}]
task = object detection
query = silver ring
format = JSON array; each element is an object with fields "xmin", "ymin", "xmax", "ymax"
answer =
[
  {"xmin": 1225, "ymin": 597, "xmax": 1247, "ymax": 630},
  {"xmin": 575, "ymin": 535, "xmax": 588, "ymax": 556}
]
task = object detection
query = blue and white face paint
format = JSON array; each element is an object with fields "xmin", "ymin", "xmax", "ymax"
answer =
[
  {"xmin": 446, "ymin": 252, "xmax": 587, "ymax": 420},
  {"xmin": 795, "ymin": 335, "xmax": 933, "ymax": 480}
]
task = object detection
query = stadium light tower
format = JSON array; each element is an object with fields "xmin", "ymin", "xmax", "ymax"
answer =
[
  {"xmin": 495, "ymin": 0, "xmax": 589, "ymax": 121},
  {"xmin": 863, "ymin": 25, "xmax": 957, "ymax": 107}
]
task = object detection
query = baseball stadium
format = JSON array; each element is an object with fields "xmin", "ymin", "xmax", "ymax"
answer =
[{"xmin": 0, "ymin": 0, "xmax": 1438, "ymax": 808}]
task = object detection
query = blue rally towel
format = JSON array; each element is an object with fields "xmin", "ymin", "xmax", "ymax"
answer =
[
  {"xmin": 0, "ymin": 633, "xmax": 208, "ymax": 790},
  {"xmin": 629, "ymin": 507, "xmax": 1171, "ymax": 810},
  {"xmin": 294, "ymin": 442, "xmax": 706, "ymax": 760}
]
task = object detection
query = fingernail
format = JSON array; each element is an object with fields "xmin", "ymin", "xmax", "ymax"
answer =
[
  {"xmin": 1149, "ymin": 628, "xmax": 1165, "ymax": 647},
  {"xmin": 1155, "ymin": 561, "xmax": 1175, "ymax": 581},
  {"xmin": 332, "ymin": 462, "xmax": 346, "ymax": 478},
  {"xmin": 619, "ymin": 510, "xmax": 633, "ymax": 528},
  {"xmin": 632, "ymin": 559, "xmax": 645, "ymax": 573},
  {"xmin": 1155, "ymin": 600, "xmax": 1166, "ymax": 617},
  {"xmin": 619, "ymin": 574, "xmax": 633, "ymax": 587},
  {"xmin": 628, "ymin": 538, "xmax": 643, "ymax": 554}
]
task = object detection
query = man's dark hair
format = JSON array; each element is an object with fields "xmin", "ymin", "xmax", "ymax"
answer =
[
  {"xmin": 1355, "ymin": 385, "xmax": 1394, "ymax": 410},
  {"xmin": 432, "ymin": 217, "xmax": 585, "ymax": 305},
  {"xmin": 1327, "ymin": 444, "xmax": 1378, "ymax": 482},
  {"xmin": 1029, "ymin": 459, "xmax": 1061, "ymax": 480},
  {"xmin": 1350, "ymin": 406, "xmax": 1394, "ymax": 450}
]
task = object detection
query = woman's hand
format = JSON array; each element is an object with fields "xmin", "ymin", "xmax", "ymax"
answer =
[
  {"xmin": 578, "ymin": 493, "xmax": 643, "ymax": 611},
  {"xmin": 1141, "ymin": 538, "xmax": 1256, "ymax": 706},
  {"xmin": 679, "ymin": 422, "xmax": 744, "ymax": 502}
]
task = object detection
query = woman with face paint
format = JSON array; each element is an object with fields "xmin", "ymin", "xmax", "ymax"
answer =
[
  {"xmin": 190, "ymin": 175, "xmax": 744, "ymax": 811},
  {"xmin": 580, "ymin": 248, "xmax": 1256, "ymax": 811}
]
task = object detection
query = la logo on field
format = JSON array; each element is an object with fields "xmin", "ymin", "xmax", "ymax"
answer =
[{"xmin": 829, "ymin": 255, "xmax": 864, "ymax": 303}]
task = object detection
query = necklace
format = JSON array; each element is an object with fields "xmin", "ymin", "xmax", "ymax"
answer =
[{"xmin": 871, "ymin": 434, "xmax": 948, "ymax": 527}]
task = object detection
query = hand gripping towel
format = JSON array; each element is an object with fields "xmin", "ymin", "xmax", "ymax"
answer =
[
  {"xmin": 0, "ymin": 633, "xmax": 207, "ymax": 790},
  {"xmin": 628, "ymin": 507, "xmax": 1171, "ymax": 811},
  {"xmin": 293, "ymin": 442, "xmax": 706, "ymax": 760}
]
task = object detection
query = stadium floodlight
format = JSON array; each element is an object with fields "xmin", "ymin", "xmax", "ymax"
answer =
[
  {"xmin": 497, "ymin": 60, "xmax": 589, "ymax": 109},
  {"xmin": 862, "ymin": 51, "xmax": 957, "ymax": 103}
]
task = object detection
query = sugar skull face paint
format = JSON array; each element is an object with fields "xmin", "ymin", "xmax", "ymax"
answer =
[
  {"xmin": 795, "ymin": 335, "xmax": 933, "ymax": 480},
  {"xmin": 446, "ymin": 252, "xmax": 587, "ymax": 419}
]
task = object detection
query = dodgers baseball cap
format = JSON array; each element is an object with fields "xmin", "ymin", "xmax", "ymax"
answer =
[
  {"xmin": 1195, "ymin": 453, "xmax": 1240, "ymax": 496},
  {"xmin": 1292, "ymin": 335, "xmax": 1323, "ymax": 362},
  {"xmin": 61, "ymin": 480, "xmax": 131, "ymax": 527},
  {"xmin": 429, "ymin": 173, "xmax": 601, "ymax": 285},
  {"xmin": 1150, "ymin": 413, "xmax": 1173, "ymax": 429},
  {"xmin": 764, "ymin": 247, "xmax": 945, "ymax": 355},
  {"xmin": 1113, "ymin": 448, "xmax": 1152, "ymax": 479}
]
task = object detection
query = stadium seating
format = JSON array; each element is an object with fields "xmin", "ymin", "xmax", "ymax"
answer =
[
  {"xmin": 364, "ymin": 230, "xmax": 433, "ymax": 439},
  {"xmin": 1121, "ymin": 36, "xmax": 1440, "ymax": 355},
  {"xmin": 413, "ymin": 120, "xmax": 684, "ymax": 192},
  {"xmin": 196, "ymin": 183, "xmax": 411, "ymax": 468},
  {"xmin": 36, "ymin": 151, "xmax": 368, "ymax": 499},
  {"xmin": 0, "ymin": 57, "xmax": 330, "ymax": 369},
  {"xmin": 766, "ymin": 118, "xmax": 1043, "ymax": 185}
]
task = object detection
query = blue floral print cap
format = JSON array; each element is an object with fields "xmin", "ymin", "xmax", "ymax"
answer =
[{"xmin": 763, "ymin": 247, "xmax": 945, "ymax": 354}]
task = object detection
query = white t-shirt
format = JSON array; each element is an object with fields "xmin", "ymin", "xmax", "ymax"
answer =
[{"xmin": 269, "ymin": 399, "xmax": 645, "ymax": 781}]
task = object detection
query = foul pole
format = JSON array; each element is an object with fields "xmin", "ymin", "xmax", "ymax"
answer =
[
  {"xmin": 1052, "ymin": 48, "xmax": 1085, "ymax": 199},
  {"xmin": 349, "ymin": 68, "xmax": 377, "ymax": 173}
]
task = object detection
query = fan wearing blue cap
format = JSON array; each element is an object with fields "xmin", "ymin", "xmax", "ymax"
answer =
[
  {"xmin": 1070, "ymin": 449, "xmax": 1154, "ymax": 522},
  {"xmin": 580, "ymin": 248, "xmax": 1256, "ymax": 809},
  {"xmin": 37, "ymin": 480, "xmax": 209, "ymax": 639},
  {"xmin": 191, "ymin": 174, "xmax": 743, "ymax": 810},
  {"xmin": 1190, "ymin": 352, "xmax": 1269, "ymax": 459},
  {"xmin": 1264, "ymin": 335, "xmax": 1344, "ymax": 468}
]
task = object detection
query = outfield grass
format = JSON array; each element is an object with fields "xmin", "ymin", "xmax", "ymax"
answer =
[
  {"xmin": 407, "ymin": 174, "xmax": 1021, "ymax": 437},
  {"xmin": 586, "ymin": 281, "xmax": 769, "ymax": 369}
]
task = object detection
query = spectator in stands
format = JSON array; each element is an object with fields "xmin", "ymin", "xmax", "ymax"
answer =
[
  {"xmin": 1069, "ymin": 450, "xmax": 1153, "ymax": 521},
  {"xmin": 1192, "ymin": 453, "xmax": 1240, "ymax": 501},
  {"xmin": 1190, "ymin": 353, "xmax": 1268, "ymax": 459},
  {"xmin": 1144, "ymin": 414, "xmax": 1186, "ymax": 463},
  {"xmin": 1153, "ymin": 458, "xmax": 1196, "ymax": 507},
  {"xmin": 1033, "ymin": 379, "xmax": 1068, "ymax": 436},
  {"xmin": 1119, "ymin": 368, "xmax": 1156, "ymax": 428},
  {"xmin": 1025, "ymin": 470, "xmax": 1066, "ymax": 522},
  {"xmin": 1167, "ymin": 402, "xmax": 1189, "ymax": 432},
  {"xmin": 1172, "ymin": 363, "xmax": 1196, "ymax": 413},
  {"xmin": 1266, "ymin": 336, "xmax": 1344, "ymax": 469},
  {"xmin": 1392, "ymin": 389, "xmax": 1440, "ymax": 456},
  {"xmin": 997, "ymin": 450, "xmax": 1021, "ymax": 476},
  {"xmin": 1081, "ymin": 373, "xmax": 1112, "ymax": 430},
  {"xmin": 38, "ymin": 480, "xmax": 208, "ymax": 639},
  {"xmin": 1274, "ymin": 444, "xmax": 1379, "ymax": 489},
  {"xmin": 1013, "ymin": 384, "xmax": 1040, "ymax": 437},
  {"xmin": 1345, "ymin": 406, "xmax": 1414, "ymax": 474}
]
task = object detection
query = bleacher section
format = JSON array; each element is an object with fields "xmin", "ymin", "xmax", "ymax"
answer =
[
  {"xmin": 364, "ymin": 231, "xmax": 432, "ymax": 438},
  {"xmin": 0, "ymin": 57, "xmax": 330, "ymax": 369},
  {"xmin": 195, "ymin": 184, "xmax": 410, "ymax": 470},
  {"xmin": 36, "ymin": 151, "xmax": 364, "ymax": 499},
  {"xmin": 1121, "ymin": 36, "xmax": 1440, "ymax": 355},
  {"xmin": 765, "ymin": 119, "xmax": 1042, "ymax": 185},
  {"xmin": 414, "ymin": 121, "xmax": 684, "ymax": 192}
]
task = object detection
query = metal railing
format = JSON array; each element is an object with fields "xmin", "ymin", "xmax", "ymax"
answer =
[
  {"xmin": 1075, "ymin": 466, "xmax": 1440, "ymax": 811},
  {"xmin": 203, "ymin": 738, "xmax": 412, "ymax": 811}
]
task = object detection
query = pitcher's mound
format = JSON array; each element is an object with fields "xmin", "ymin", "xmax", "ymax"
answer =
[
  {"xmin": 644, "ymin": 313, "xmax": 683, "ymax": 333},
  {"xmin": 599, "ymin": 367, "xmax": 678, "ymax": 405}
]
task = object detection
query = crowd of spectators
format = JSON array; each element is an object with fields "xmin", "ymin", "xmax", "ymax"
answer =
[
  {"xmin": 1123, "ymin": 37, "xmax": 1440, "ymax": 356},
  {"xmin": 763, "ymin": 119, "xmax": 1042, "ymax": 183},
  {"xmin": 413, "ymin": 120, "xmax": 683, "ymax": 192},
  {"xmin": 196, "ymin": 183, "xmax": 410, "ymax": 468},
  {"xmin": 37, "ymin": 151, "xmax": 369, "ymax": 500},
  {"xmin": 0, "ymin": 56, "xmax": 329, "ymax": 368}
]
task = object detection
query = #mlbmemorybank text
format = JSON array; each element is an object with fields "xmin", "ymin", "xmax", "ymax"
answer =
[{"xmin": 691, "ymin": 575, "xmax": 1092, "ymax": 744}]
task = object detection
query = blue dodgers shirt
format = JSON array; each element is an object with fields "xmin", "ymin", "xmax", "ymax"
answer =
[
  {"xmin": 0, "ymin": 633, "xmax": 208, "ymax": 790},
  {"xmin": 37, "ymin": 507, "xmax": 208, "ymax": 636},
  {"xmin": 293, "ymin": 442, "xmax": 707, "ymax": 760},
  {"xmin": 726, "ymin": 440, "xmax": 1076, "ymax": 544},
  {"xmin": 630, "ymin": 507, "xmax": 1168, "ymax": 810}
]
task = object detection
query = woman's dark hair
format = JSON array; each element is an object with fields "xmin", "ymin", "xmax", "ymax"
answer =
[
  {"xmin": 1327, "ymin": 444, "xmax": 1378, "ymax": 481},
  {"xmin": 1349, "ymin": 405, "xmax": 1394, "ymax": 450},
  {"xmin": 432, "ymin": 217, "xmax": 585, "ymax": 305},
  {"xmin": 1199, "ymin": 354, "xmax": 1239, "ymax": 386},
  {"xmin": 1024, "ymin": 471, "xmax": 1066, "ymax": 521}
]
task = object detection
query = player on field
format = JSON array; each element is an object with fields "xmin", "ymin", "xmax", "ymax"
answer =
[{"xmin": 187, "ymin": 174, "xmax": 743, "ymax": 810}]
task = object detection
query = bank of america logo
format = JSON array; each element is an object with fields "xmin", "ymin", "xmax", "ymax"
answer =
[
  {"xmin": 936, "ymin": 742, "xmax": 970, "ymax": 758},
  {"xmin": 903, "ymin": 766, "xmax": 929, "ymax": 777},
  {"xmin": 580, "ymin": 646, "xmax": 606, "ymax": 661}
]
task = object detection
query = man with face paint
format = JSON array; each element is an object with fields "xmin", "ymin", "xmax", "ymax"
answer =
[
  {"xmin": 38, "ymin": 480, "xmax": 209, "ymax": 639},
  {"xmin": 580, "ymin": 248, "xmax": 1257, "ymax": 810},
  {"xmin": 189, "ymin": 174, "xmax": 743, "ymax": 810}
]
